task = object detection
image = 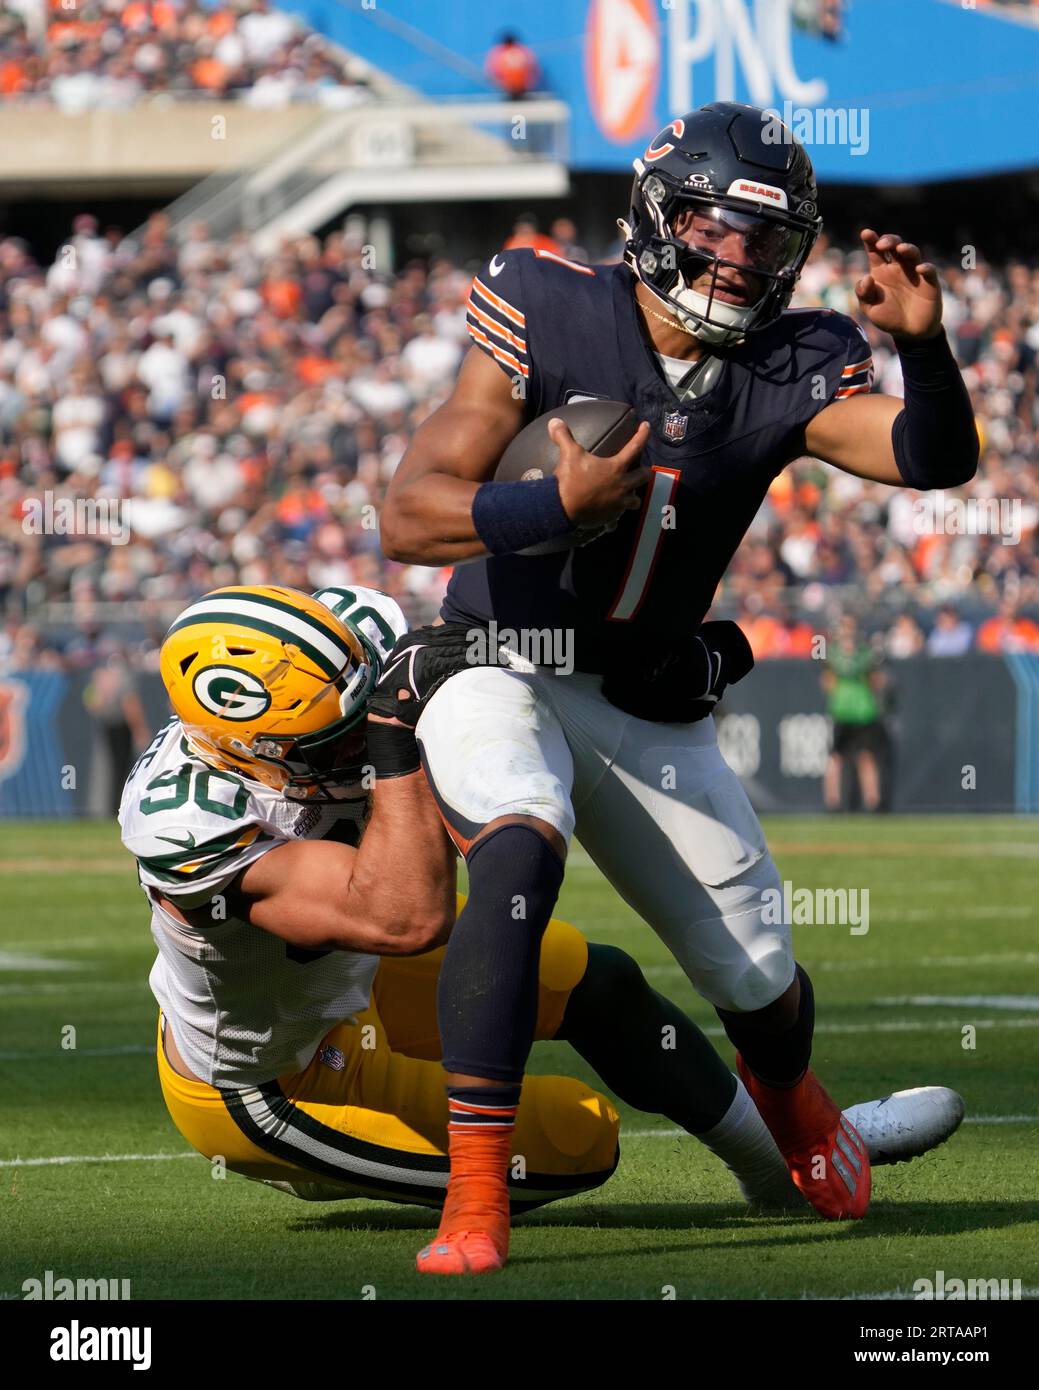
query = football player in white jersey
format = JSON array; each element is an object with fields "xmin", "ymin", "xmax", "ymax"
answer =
[{"xmin": 120, "ymin": 583, "xmax": 962, "ymax": 1253}]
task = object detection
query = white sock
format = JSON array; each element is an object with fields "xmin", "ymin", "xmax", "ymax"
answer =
[{"xmin": 697, "ymin": 1076, "xmax": 803, "ymax": 1209}]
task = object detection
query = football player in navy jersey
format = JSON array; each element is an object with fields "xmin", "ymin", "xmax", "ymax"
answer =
[{"xmin": 377, "ymin": 102, "xmax": 979, "ymax": 1275}]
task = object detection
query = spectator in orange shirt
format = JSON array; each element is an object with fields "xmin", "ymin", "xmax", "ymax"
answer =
[
  {"xmin": 0, "ymin": 58, "xmax": 28, "ymax": 96},
  {"xmin": 191, "ymin": 53, "xmax": 230, "ymax": 93},
  {"xmin": 736, "ymin": 603, "xmax": 791, "ymax": 660},
  {"xmin": 485, "ymin": 31, "xmax": 540, "ymax": 100},
  {"xmin": 785, "ymin": 619, "xmax": 819, "ymax": 658},
  {"xmin": 262, "ymin": 265, "xmax": 303, "ymax": 319},
  {"xmin": 503, "ymin": 213, "xmax": 561, "ymax": 256},
  {"xmin": 976, "ymin": 597, "xmax": 1039, "ymax": 653}
]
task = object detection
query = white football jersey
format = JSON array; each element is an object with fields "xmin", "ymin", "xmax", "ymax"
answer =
[{"xmin": 119, "ymin": 586, "xmax": 408, "ymax": 1089}]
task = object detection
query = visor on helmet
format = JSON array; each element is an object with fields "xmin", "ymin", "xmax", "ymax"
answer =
[{"xmin": 671, "ymin": 203, "xmax": 809, "ymax": 296}]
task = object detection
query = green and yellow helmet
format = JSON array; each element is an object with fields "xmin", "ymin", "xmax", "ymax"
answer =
[{"xmin": 159, "ymin": 583, "xmax": 406, "ymax": 801}]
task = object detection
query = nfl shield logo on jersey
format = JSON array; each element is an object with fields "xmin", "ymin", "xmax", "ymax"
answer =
[
  {"xmin": 663, "ymin": 410, "xmax": 688, "ymax": 442},
  {"xmin": 319, "ymin": 1044, "xmax": 346, "ymax": 1072}
]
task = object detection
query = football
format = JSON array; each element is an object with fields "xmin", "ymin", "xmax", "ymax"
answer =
[{"xmin": 494, "ymin": 397, "xmax": 638, "ymax": 556}]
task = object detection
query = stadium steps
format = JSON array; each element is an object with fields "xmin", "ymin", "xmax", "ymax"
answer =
[{"xmin": 161, "ymin": 96, "xmax": 570, "ymax": 252}]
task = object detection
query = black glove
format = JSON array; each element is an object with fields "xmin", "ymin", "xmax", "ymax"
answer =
[
  {"xmin": 367, "ymin": 622, "xmax": 497, "ymax": 729},
  {"xmin": 601, "ymin": 620, "xmax": 754, "ymax": 723}
]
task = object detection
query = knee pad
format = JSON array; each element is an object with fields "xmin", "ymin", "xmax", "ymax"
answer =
[{"xmin": 681, "ymin": 854, "xmax": 795, "ymax": 1014}]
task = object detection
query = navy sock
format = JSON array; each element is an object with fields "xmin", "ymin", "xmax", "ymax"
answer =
[
  {"xmin": 438, "ymin": 824, "xmax": 565, "ymax": 1083},
  {"xmin": 717, "ymin": 964, "xmax": 816, "ymax": 1087}
]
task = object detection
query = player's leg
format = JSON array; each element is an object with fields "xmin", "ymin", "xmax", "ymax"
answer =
[
  {"xmin": 550, "ymin": 674, "xmax": 869, "ymax": 1219},
  {"xmin": 412, "ymin": 663, "xmax": 577, "ymax": 1273},
  {"xmin": 555, "ymin": 941, "xmax": 799, "ymax": 1207},
  {"xmin": 156, "ymin": 1006, "xmax": 619, "ymax": 1213}
]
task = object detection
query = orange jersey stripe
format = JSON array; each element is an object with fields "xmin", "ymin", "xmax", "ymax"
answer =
[
  {"xmin": 471, "ymin": 276, "xmax": 526, "ymax": 328},
  {"xmin": 466, "ymin": 295, "xmax": 527, "ymax": 352},
  {"xmin": 466, "ymin": 323, "xmax": 529, "ymax": 377},
  {"xmin": 842, "ymin": 356, "xmax": 873, "ymax": 376}
]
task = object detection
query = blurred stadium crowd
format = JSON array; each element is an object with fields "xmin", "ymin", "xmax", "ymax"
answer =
[
  {"xmin": 0, "ymin": 0, "xmax": 1036, "ymax": 674},
  {"xmin": 0, "ymin": 0, "xmax": 374, "ymax": 109},
  {"xmin": 2, "ymin": 206, "xmax": 1037, "ymax": 678}
]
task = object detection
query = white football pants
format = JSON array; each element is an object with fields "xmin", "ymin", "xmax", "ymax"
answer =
[{"xmin": 415, "ymin": 661, "xmax": 793, "ymax": 1014}]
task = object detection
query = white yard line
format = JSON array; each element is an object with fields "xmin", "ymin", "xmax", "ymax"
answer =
[
  {"xmin": 4, "ymin": 1114, "xmax": 1034, "ymax": 1170},
  {"xmin": 0, "ymin": 953, "xmax": 84, "ymax": 972},
  {"xmin": 818, "ymin": 953, "xmax": 1039, "ymax": 972},
  {"xmin": 622, "ymin": 1115, "xmax": 1037, "ymax": 1140},
  {"xmin": 0, "ymin": 1152, "xmax": 199, "ymax": 1169},
  {"xmin": 815, "ymin": 1287, "xmax": 1039, "ymax": 1301},
  {"xmin": 0, "ymin": 1044, "xmax": 152, "ymax": 1061},
  {"xmin": 0, "ymin": 982, "xmax": 140, "ymax": 997},
  {"xmin": 879, "ymin": 995, "xmax": 1039, "ymax": 1011}
]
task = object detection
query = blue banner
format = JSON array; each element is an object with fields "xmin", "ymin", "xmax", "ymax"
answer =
[
  {"xmin": 289, "ymin": 0, "xmax": 1039, "ymax": 182},
  {"xmin": 0, "ymin": 672, "xmax": 67, "ymax": 817}
]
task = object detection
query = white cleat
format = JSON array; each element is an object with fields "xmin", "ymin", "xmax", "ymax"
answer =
[{"xmin": 843, "ymin": 1086, "xmax": 965, "ymax": 1167}]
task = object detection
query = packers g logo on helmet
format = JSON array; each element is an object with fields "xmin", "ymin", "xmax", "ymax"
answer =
[
  {"xmin": 191, "ymin": 666, "xmax": 272, "ymax": 721},
  {"xmin": 160, "ymin": 585, "xmax": 377, "ymax": 801}
]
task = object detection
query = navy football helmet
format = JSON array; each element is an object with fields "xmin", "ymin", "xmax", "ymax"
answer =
[{"xmin": 622, "ymin": 102, "xmax": 823, "ymax": 348}]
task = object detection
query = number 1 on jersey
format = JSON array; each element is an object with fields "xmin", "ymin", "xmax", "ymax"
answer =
[{"xmin": 607, "ymin": 466, "xmax": 681, "ymax": 622}]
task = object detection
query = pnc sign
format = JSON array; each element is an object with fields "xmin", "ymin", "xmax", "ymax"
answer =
[{"xmin": 585, "ymin": 0, "xmax": 828, "ymax": 149}]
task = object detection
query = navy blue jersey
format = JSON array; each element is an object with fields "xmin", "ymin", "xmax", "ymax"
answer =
[{"xmin": 443, "ymin": 248, "xmax": 873, "ymax": 671}]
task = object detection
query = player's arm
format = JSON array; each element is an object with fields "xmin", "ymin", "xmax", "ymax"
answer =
[
  {"xmin": 174, "ymin": 751, "xmax": 455, "ymax": 957},
  {"xmin": 380, "ymin": 346, "xmax": 527, "ymax": 564},
  {"xmin": 800, "ymin": 231, "xmax": 979, "ymax": 488},
  {"xmin": 382, "ymin": 254, "xmax": 650, "ymax": 566},
  {"xmin": 382, "ymin": 346, "xmax": 649, "ymax": 564},
  {"xmin": 233, "ymin": 767, "xmax": 455, "ymax": 956}
]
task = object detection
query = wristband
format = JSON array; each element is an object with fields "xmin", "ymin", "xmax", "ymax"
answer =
[
  {"xmin": 471, "ymin": 476, "xmax": 575, "ymax": 556},
  {"xmin": 365, "ymin": 720, "xmax": 421, "ymax": 780}
]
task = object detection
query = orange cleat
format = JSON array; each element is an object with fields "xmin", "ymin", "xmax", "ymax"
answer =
[
  {"xmin": 416, "ymin": 1231, "xmax": 505, "ymax": 1276},
  {"xmin": 737, "ymin": 1057, "xmax": 871, "ymax": 1220}
]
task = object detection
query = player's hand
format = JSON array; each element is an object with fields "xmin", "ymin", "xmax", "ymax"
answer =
[
  {"xmin": 855, "ymin": 230, "xmax": 942, "ymax": 342},
  {"xmin": 368, "ymin": 622, "xmax": 488, "ymax": 730},
  {"xmin": 602, "ymin": 620, "xmax": 754, "ymax": 723},
  {"xmin": 550, "ymin": 418, "xmax": 651, "ymax": 526}
]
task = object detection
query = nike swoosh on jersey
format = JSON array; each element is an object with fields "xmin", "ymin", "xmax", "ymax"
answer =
[
  {"xmin": 488, "ymin": 255, "xmax": 506, "ymax": 277},
  {"xmin": 156, "ymin": 832, "xmax": 197, "ymax": 849}
]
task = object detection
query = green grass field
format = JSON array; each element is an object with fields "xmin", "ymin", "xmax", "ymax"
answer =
[{"xmin": 2, "ymin": 817, "xmax": 1037, "ymax": 1301}]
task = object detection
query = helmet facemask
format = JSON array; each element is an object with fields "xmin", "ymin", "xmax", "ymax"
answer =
[{"xmin": 628, "ymin": 167, "xmax": 818, "ymax": 348}]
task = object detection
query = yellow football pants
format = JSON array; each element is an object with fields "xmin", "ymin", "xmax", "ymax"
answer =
[{"xmin": 158, "ymin": 915, "xmax": 620, "ymax": 1209}]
